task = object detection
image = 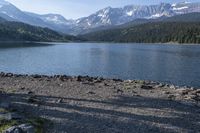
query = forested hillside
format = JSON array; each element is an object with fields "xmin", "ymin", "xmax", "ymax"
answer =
[
  {"xmin": 0, "ymin": 20, "xmax": 79, "ymax": 42},
  {"xmin": 81, "ymin": 22, "xmax": 200, "ymax": 44}
]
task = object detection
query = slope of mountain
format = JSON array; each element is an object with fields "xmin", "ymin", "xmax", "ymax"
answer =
[
  {"xmin": 0, "ymin": 17, "xmax": 79, "ymax": 42},
  {"xmin": 164, "ymin": 12, "xmax": 200, "ymax": 22},
  {"xmin": 80, "ymin": 13, "xmax": 200, "ymax": 44},
  {"xmin": 25, "ymin": 12, "xmax": 75, "ymax": 33}
]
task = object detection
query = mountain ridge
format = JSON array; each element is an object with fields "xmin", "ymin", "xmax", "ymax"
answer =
[{"xmin": 0, "ymin": 0, "xmax": 200, "ymax": 35}]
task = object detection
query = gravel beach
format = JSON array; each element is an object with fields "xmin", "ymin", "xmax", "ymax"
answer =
[{"xmin": 0, "ymin": 73, "xmax": 200, "ymax": 133}]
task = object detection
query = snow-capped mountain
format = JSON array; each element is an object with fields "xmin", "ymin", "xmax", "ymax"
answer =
[
  {"xmin": 76, "ymin": 2, "xmax": 200, "ymax": 30},
  {"xmin": 25, "ymin": 12, "xmax": 74, "ymax": 26},
  {"xmin": 0, "ymin": 0, "xmax": 74, "ymax": 33},
  {"xmin": 0, "ymin": 0, "xmax": 200, "ymax": 35}
]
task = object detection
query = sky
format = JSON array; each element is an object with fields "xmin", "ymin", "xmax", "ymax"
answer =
[{"xmin": 6, "ymin": 0, "xmax": 200, "ymax": 19}]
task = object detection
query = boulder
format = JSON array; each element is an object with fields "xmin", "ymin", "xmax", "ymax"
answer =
[
  {"xmin": 176, "ymin": 88, "xmax": 192, "ymax": 95},
  {"xmin": 141, "ymin": 85, "xmax": 153, "ymax": 90},
  {"xmin": 4, "ymin": 124, "xmax": 35, "ymax": 133}
]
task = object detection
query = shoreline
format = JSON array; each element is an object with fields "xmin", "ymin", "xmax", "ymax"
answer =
[
  {"xmin": 0, "ymin": 72, "xmax": 200, "ymax": 132},
  {"xmin": 0, "ymin": 41, "xmax": 199, "ymax": 46},
  {"xmin": 0, "ymin": 72, "xmax": 196, "ymax": 88}
]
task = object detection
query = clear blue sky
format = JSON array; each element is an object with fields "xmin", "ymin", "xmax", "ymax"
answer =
[{"xmin": 6, "ymin": 0, "xmax": 200, "ymax": 19}]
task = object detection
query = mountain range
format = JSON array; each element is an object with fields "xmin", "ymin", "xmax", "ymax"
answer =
[
  {"xmin": 0, "ymin": 0, "xmax": 200, "ymax": 35},
  {"xmin": 80, "ymin": 13, "xmax": 200, "ymax": 44}
]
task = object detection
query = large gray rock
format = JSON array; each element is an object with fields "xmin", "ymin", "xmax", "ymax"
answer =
[{"xmin": 4, "ymin": 124, "xmax": 35, "ymax": 133}]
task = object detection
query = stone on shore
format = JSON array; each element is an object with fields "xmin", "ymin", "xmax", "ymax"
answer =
[{"xmin": 4, "ymin": 124, "xmax": 35, "ymax": 133}]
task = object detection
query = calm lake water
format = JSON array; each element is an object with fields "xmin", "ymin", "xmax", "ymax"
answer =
[{"xmin": 0, "ymin": 42, "xmax": 200, "ymax": 87}]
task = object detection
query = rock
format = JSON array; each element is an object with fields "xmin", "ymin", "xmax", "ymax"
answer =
[
  {"xmin": 59, "ymin": 76, "xmax": 65, "ymax": 81},
  {"xmin": 194, "ymin": 89, "xmax": 200, "ymax": 94},
  {"xmin": 124, "ymin": 80, "xmax": 133, "ymax": 84},
  {"xmin": 27, "ymin": 96, "xmax": 41, "ymax": 104},
  {"xmin": 32, "ymin": 74, "xmax": 41, "ymax": 78},
  {"xmin": 141, "ymin": 85, "xmax": 153, "ymax": 90},
  {"xmin": 163, "ymin": 91, "xmax": 170, "ymax": 94},
  {"xmin": 155, "ymin": 83, "xmax": 165, "ymax": 88},
  {"xmin": 4, "ymin": 124, "xmax": 34, "ymax": 133},
  {"xmin": 117, "ymin": 89, "xmax": 123, "ymax": 94},
  {"xmin": 18, "ymin": 124, "xmax": 35, "ymax": 133},
  {"xmin": 56, "ymin": 98, "xmax": 63, "ymax": 103},
  {"xmin": 184, "ymin": 95, "xmax": 197, "ymax": 101},
  {"xmin": 132, "ymin": 90, "xmax": 137, "ymax": 94},
  {"xmin": 176, "ymin": 88, "xmax": 191, "ymax": 95},
  {"xmin": 77, "ymin": 76, "xmax": 82, "ymax": 82},
  {"xmin": 169, "ymin": 85, "xmax": 176, "ymax": 89},
  {"xmin": 81, "ymin": 82, "xmax": 94, "ymax": 86},
  {"xmin": 113, "ymin": 79, "xmax": 123, "ymax": 82},
  {"xmin": 87, "ymin": 91, "xmax": 95, "ymax": 95},
  {"xmin": 5, "ymin": 73, "xmax": 13, "ymax": 77},
  {"xmin": 93, "ymin": 77, "xmax": 103, "ymax": 83},
  {"xmin": 168, "ymin": 95, "xmax": 176, "ymax": 100},
  {"xmin": 0, "ymin": 72, "xmax": 5, "ymax": 77},
  {"xmin": 4, "ymin": 126, "xmax": 23, "ymax": 133},
  {"xmin": 20, "ymin": 87, "xmax": 25, "ymax": 90},
  {"xmin": 104, "ymin": 83, "xmax": 109, "ymax": 86},
  {"xmin": 27, "ymin": 91, "xmax": 34, "ymax": 95}
]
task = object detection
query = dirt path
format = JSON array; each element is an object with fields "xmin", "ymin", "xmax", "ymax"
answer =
[{"xmin": 0, "ymin": 74, "xmax": 200, "ymax": 133}]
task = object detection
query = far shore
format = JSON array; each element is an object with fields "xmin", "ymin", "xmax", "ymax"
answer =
[
  {"xmin": 0, "ymin": 41, "xmax": 199, "ymax": 46},
  {"xmin": 0, "ymin": 72, "xmax": 200, "ymax": 132}
]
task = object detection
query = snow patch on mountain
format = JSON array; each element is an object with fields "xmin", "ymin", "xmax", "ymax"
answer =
[
  {"xmin": 126, "ymin": 10, "xmax": 134, "ymax": 16},
  {"xmin": 147, "ymin": 13, "xmax": 164, "ymax": 19},
  {"xmin": 173, "ymin": 6, "xmax": 189, "ymax": 11}
]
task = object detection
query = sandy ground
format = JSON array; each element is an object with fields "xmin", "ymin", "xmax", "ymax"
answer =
[{"xmin": 0, "ymin": 73, "xmax": 200, "ymax": 133}]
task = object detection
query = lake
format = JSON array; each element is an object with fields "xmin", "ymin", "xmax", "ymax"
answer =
[{"xmin": 0, "ymin": 42, "xmax": 200, "ymax": 87}]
